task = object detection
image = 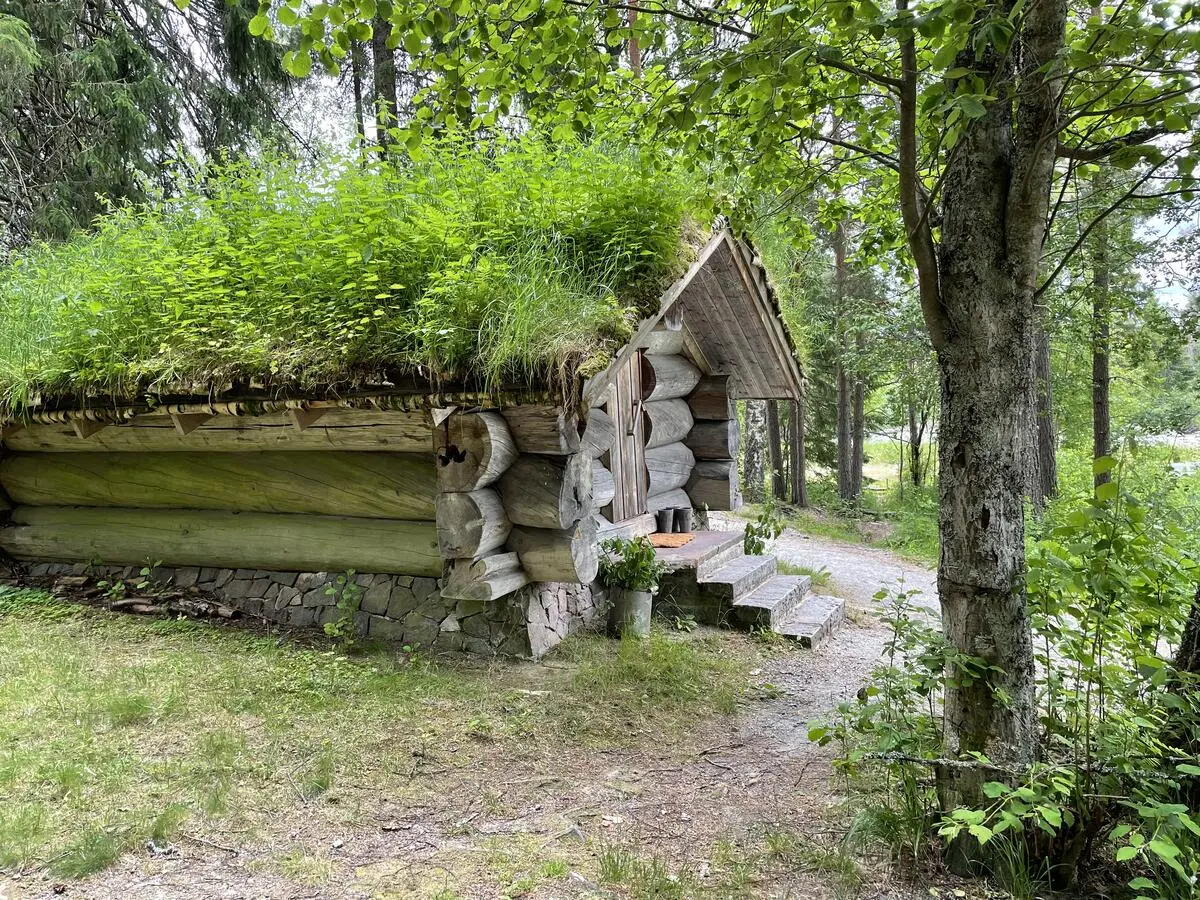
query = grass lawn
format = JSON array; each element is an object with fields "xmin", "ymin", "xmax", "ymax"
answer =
[{"xmin": 0, "ymin": 586, "xmax": 808, "ymax": 895}]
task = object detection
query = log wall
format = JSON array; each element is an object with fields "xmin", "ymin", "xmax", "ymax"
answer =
[{"xmin": 0, "ymin": 402, "xmax": 605, "ymax": 656}]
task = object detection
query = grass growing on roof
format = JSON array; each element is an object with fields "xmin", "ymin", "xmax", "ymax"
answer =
[{"xmin": 0, "ymin": 137, "xmax": 701, "ymax": 414}]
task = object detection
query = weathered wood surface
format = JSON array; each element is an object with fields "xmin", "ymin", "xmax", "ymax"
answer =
[
  {"xmin": 4, "ymin": 409, "xmax": 434, "ymax": 453},
  {"xmin": 442, "ymin": 552, "xmax": 529, "ymax": 602},
  {"xmin": 685, "ymin": 419, "xmax": 739, "ymax": 460},
  {"xmin": 440, "ymin": 568, "xmax": 531, "ymax": 603},
  {"xmin": 498, "ymin": 453, "xmax": 592, "ymax": 529},
  {"xmin": 645, "ymin": 488, "xmax": 692, "ymax": 514},
  {"xmin": 640, "ymin": 328, "xmax": 685, "ymax": 356},
  {"xmin": 596, "ymin": 512, "xmax": 656, "ymax": 541},
  {"xmin": 608, "ymin": 352, "xmax": 647, "ymax": 520},
  {"xmin": 507, "ymin": 528, "xmax": 596, "ymax": 584},
  {"xmin": 592, "ymin": 461, "xmax": 616, "ymax": 509},
  {"xmin": 507, "ymin": 517, "xmax": 599, "ymax": 584},
  {"xmin": 501, "ymin": 405, "xmax": 581, "ymax": 455},
  {"xmin": 448, "ymin": 551, "xmax": 522, "ymax": 581},
  {"xmin": 645, "ymin": 442, "xmax": 696, "ymax": 496},
  {"xmin": 640, "ymin": 354, "xmax": 702, "ymax": 402},
  {"xmin": 687, "ymin": 460, "xmax": 741, "ymax": 511},
  {"xmin": 579, "ymin": 408, "xmax": 616, "ymax": 459},
  {"xmin": 642, "ymin": 399, "xmax": 694, "ymax": 450},
  {"xmin": 506, "ymin": 520, "xmax": 600, "ymax": 585},
  {"xmin": 434, "ymin": 411, "xmax": 518, "ymax": 492},
  {"xmin": 0, "ymin": 506, "xmax": 442, "ymax": 575},
  {"xmin": 687, "ymin": 375, "xmax": 734, "ymax": 421},
  {"xmin": 0, "ymin": 451, "xmax": 436, "ymax": 520},
  {"xmin": 435, "ymin": 489, "xmax": 511, "ymax": 558}
]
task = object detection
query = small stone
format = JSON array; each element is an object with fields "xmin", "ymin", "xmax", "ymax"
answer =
[
  {"xmin": 411, "ymin": 577, "xmax": 438, "ymax": 603},
  {"xmin": 385, "ymin": 586, "xmax": 417, "ymax": 620},
  {"xmin": 460, "ymin": 613, "xmax": 490, "ymax": 639},
  {"xmin": 401, "ymin": 612, "xmax": 439, "ymax": 647},
  {"xmin": 241, "ymin": 597, "xmax": 264, "ymax": 617},
  {"xmin": 268, "ymin": 571, "xmax": 298, "ymax": 587},
  {"xmin": 331, "ymin": 838, "xmax": 344, "ymax": 849},
  {"xmin": 288, "ymin": 606, "xmax": 319, "ymax": 628},
  {"xmin": 355, "ymin": 573, "xmax": 373, "ymax": 587},
  {"xmin": 223, "ymin": 580, "xmax": 252, "ymax": 600},
  {"xmin": 440, "ymin": 615, "xmax": 460, "ymax": 633},
  {"xmin": 264, "ymin": 584, "xmax": 281, "ymax": 602},
  {"xmin": 302, "ymin": 587, "xmax": 328, "ymax": 608},
  {"xmin": 361, "ymin": 580, "xmax": 392, "ymax": 616},
  {"xmin": 395, "ymin": 575, "xmax": 414, "ymax": 588},
  {"xmin": 249, "ymin": 577, "xmax": 272, "ymax": 598},
  {"xmin": 198, "ymin": 567, "xmax": 220, "ymax": 583},
  {"xmin": 213, "ymin": 569, "xmax": 234, "ymax": 588},
  {"xmin": 462, "ymin": 635, "xmax": 494, "ymax": 656},
  {"xmin": 174, "ymin": 567, "xmax": 200, "ymax": 589},
  {"xmin": 234, "ymin": 568, "xmax": 256, "ymax": 580},
  {"xmin": 369, "ymin": 615, "xmax": 405, "ymax": 641}
]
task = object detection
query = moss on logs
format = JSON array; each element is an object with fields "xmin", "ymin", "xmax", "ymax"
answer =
[
  {"xmin": 0, "ymin": 506, "xmax": 442, "ymax": 576},
  {"xmin": 4, "ymin": 409, "xmax": 433, "ymax": 453},
  {"xmin": 0, "ymin": 451, "xmax": 436, "ymax": 520}
]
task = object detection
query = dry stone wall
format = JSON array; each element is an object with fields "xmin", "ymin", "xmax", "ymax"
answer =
[{"xmin": 22, "ymin": 561, "xmax": 602, "ymax": 658}]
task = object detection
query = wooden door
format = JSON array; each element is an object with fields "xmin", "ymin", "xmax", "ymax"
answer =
[{"xmin": 604, "ymin": 350, "xmax": 648, "ymax": 522}]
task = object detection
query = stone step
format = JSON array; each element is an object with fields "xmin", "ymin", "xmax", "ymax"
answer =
[
  {"xmin": 696, "ymin": 537, "xmax": 747, "ymax": 581},
  {"xmin": 730, "ymin": 575, "xmax": 811, "ymax": 629},
  {"xmin": 699, "ymin": 555, "xmax": 777, "ymax": 605},
  {"xmin": 775, "ymin": 594, "xmax": 847, "ymax": 649}
]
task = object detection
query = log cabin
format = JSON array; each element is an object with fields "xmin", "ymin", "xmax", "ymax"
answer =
[{"xmin": 0, "ymin": 228, "xmax": 807, "ymax": 657}]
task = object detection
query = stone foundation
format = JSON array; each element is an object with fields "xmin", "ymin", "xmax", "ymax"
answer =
[{"xmin": 20, "ymin": 562, "xmax": 604, "ymax": 658}]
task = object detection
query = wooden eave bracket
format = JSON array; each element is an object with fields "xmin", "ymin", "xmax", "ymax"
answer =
[
  {"xmin": 288, "ymin": 406, "xmax": 329, "ymax": 432},
  {"xmin": 71, "ymin": 418, "xmax": 107, "ymax": 439},
  {"xmin": 170, "ymin": 412, "xmax": 213, "ymax": 436}
]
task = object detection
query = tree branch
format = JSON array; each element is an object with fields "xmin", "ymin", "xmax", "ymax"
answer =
[{"xmin": 1056, "ymin": 126, "xmax": 1168, "ymax": 161}]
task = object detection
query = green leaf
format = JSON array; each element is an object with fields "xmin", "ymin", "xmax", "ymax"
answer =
[
  {"xmin": 1093, "ymin": 455, "xmax": 1117, "ymax": 475},
  {"xmin": 1096, "ymin": 481, "xmax": 1119, "ymax": 502},
  {"xmin": 1148, "ymin": 837, "xmax": 1180, "ymax": 860},
  {"xmin": 959, "ymin": 96, "xmax": 987, "ymax": 118},
  {"xmin": 248, "ymin": 13, "xmax": 270, "ymax": 37},
  {"xmin": 1116, "ymin": 845, "xmax": 1139, "ymax": 862}
]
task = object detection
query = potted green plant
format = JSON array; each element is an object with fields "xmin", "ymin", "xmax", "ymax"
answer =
[{"xmin": 599, "ymin": 537, "xmax": 666, "ymax": 638}]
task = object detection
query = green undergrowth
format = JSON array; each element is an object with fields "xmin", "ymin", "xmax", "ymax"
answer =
[
  {"xmin": 0, "ymin": 591, "xmax": 751, "ymax": 879},
  {"xmin": 0, "ymin": 136, "xmax": 702, "ymax": 414}
]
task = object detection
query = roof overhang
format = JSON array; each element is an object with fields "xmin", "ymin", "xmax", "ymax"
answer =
[{"xmin": 583, "ymin": 229, "xmax": 805, "ymax": 407}]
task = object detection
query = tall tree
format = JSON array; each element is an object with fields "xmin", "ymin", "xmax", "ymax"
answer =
[
  {"xmin": 767, "ymin": 399, "xmax": 786, "ymax": 500},
  {"xmin": 1, "ymin": 0, "xmax": 290, "ymax": 250},
  {"xmin": 1091, "ymin": 169, "xmax": 1113, "ymax": 489}
]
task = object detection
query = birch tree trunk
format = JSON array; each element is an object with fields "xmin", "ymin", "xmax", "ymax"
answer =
[{"xmin": 743, "ymin": 400, "xmax": 765, "ymax": 503}]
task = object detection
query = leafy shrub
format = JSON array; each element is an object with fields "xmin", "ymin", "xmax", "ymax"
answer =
[
  {"xmin": 744, "ymin": 500, "xmax": 785, "ymax": 556},
  {"xmin": 815, "ymin": 459, "xmax": 1200, "ymax": 898},
  {"xmin": 599, "ymin": 538, "xmax": 665, "ymax": 592},
  {"xmin": 0, "ymin": 135, "xmax": 701, "ymax": 414}
]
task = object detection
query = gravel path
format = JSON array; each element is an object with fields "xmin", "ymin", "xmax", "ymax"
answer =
[{"xmin": 710, "ymin": 512, "xmax": 939, "ymax": 613}]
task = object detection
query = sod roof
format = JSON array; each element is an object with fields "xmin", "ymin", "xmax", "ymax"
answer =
[{"xmin": 0, "ymin": 139, "xmax": 701, "ymax": 418}]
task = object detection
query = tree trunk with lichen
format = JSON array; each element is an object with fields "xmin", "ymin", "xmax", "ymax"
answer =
[{"xmin": 924, "ymin": 0, "xmax": 1066, "ymax": 849}]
